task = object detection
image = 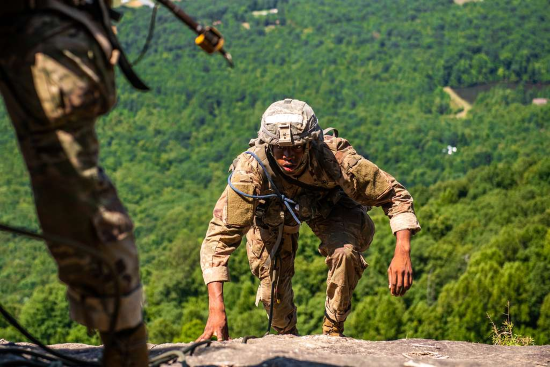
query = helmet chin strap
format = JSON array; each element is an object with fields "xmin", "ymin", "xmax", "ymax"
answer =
[{"xmin": 289, "ymin": 149, "xmax": 309, "ymax": 177}]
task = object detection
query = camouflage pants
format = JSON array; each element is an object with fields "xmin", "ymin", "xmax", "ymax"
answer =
[
  {"xmin": 246, "ymin": 196, "xmax": 374, "ymax": 333},
  {"xmin": 0, "ymin": 13, "xmax": 142, "ymax": 331}
]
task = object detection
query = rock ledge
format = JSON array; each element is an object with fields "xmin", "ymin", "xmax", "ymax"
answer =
[{"xmin": 2, "ymin": 336, "xmax": 549, "ymax": 366}]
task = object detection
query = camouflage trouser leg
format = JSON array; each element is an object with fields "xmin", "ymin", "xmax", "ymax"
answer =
[
  {"xmin": 0, "ymin": 14, "xmax": 142, "ymax": 331},
  {"xmin": 246, "ymin": 225, "xmax": 299, "ymax": 334},
  {"xmin": 308, "ymin": 197, "xmax": 374, "ymax": 322}
]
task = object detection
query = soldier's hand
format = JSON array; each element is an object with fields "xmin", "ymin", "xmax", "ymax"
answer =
[
  {"xmin": 388, "ymin": 229, "xmax": 413, "ymax": 297},
  {"xmin": 196, "ymin": 281, "xmax": 230, "ymax": 341},
  {"xmin": 196, "ymin": 308, "xmax": 230, "ymax": 341}
]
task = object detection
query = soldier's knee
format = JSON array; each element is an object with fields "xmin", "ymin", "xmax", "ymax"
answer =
[
  {"xmin": 331, "ymin": 246, "xmax": 357, "ymax": 266},
  {"xmin": 327, "ymin": 246, "xmax": 368, "ymax": 284}
]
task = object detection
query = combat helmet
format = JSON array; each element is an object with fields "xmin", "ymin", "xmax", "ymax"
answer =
[{"xmin": 258, "ymin": 98, "xmax": 323, "ymax": 146}]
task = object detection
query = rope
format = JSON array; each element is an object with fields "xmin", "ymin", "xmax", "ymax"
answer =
[
  {"xmin": 227, "ymin": 151, "xmax": 301, "ymax": 225},
  {"xmin": 132, "ymin": 3, "xmax": 159, "ymax": 66},
  {"xmin": 227, "ymin": 150, "xmax": 302, "ymax": 340},
  {"xmin": 265, "ymin": 253, "xmax": 279, "ymax": 336},
  {"xmin": 0, "ymin": 223, "xmax": 119, "ymax": 366},
  {"xmin": 0, "ymin": 222, "xmax": 212, "ymax": 366}
]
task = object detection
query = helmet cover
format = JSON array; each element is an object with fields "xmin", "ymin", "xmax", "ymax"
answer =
[{"xmin": 258, "ymin": 99, "xmax": 323, "ymax": 146}]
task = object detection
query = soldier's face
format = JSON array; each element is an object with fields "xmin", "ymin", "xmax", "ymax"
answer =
[{"xmin": 272, "ymin": 144, "xmax": 306, "ymax": 173}]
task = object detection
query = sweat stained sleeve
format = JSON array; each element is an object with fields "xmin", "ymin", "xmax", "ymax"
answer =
[
  {"xmin": 326, "ymin": 136, "xmax": 421, "ymax": 235},
  {"xmin": 200, "ymin": 153, "xmax": 263, "ymax": 284}
]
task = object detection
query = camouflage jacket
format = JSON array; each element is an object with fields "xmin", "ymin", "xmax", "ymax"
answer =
[{"xmin": 200, "ymin": 135, "xmax": 421, "ymax": 284}]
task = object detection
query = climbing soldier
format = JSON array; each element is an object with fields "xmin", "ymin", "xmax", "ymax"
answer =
[
  {"xmin": 198, "ymin": 98, "xmax": 421, "ymax": 340},
  {"xmin": 0, "ymin": 1, "xmax": 147, "ymax": 365}
]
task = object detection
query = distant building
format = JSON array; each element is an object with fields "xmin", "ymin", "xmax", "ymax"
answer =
[
  {"xmin": 443, "ymin": 145, "xmax": 458, "ymax": 155},
  {"xmin": 252, "ymin": 8, "xmax": 278, "ymax": 17},
  {"xmin": 454, "ymin": 0, "xmax": 483, "ymax": 4},
  {"xmin": 533, "ymin": 98, "xmax": 548, "ymax": 106}
]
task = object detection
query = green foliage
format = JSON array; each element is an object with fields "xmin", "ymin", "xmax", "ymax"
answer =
[
  {"xmin": 0, "ymin": 0, "xmax": 549, "ymax": 346},
  {"xmin": 348, "ymin": 290, "xmax": 406, "ymax": 340},
  {"xmin": 488, "ymin": 302, "xmax": 535, "ymax": 346}
]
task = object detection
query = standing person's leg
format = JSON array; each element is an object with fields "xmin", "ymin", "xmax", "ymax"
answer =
[
  {"xmin": 246, "ymin": 224, "xmax": 300, "ymax": 334},
  {"xmin": 0, "ymin": 14, "xmax": 147, "ymax": 366},
  {"xmin": 308, "ymin": 196, "xmax": 375, "ymax": 336}
]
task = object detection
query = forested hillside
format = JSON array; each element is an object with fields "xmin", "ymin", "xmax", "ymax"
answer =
[{"xmin": 0, "ymin": 0, "xmax": 549, "ymax": 346}]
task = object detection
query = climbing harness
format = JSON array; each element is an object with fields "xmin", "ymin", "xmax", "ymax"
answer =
[
  {"xmin": 227, "ymin": 151, "xmax": 301, "ymax": 339},
  {"xmin": 0, "ymin": 223, "xmax": 211, "ymax": 366}
]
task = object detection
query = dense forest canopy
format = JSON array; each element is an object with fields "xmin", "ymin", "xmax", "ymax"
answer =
[{"xmin": 0, "ymin": 0, "xmax": 549, "ymax": 345}]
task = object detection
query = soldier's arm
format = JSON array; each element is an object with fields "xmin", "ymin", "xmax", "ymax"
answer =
[
  {"xmin": 198, "ymin": 153, "xmax": 262, "ymax": 340},
  {"xmin": 327, "ymin": 137, "xmax": 418, "ymax": 296},
  {"xmin": 326, "ymin": 136, "xmax": 420, "ymax": 234},
  {"xmin": 200, "ymin": 153, "xmax": 262, "ymax": 284}
]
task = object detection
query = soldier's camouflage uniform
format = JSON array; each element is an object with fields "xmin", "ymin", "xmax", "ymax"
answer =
[
  {"xmin": 201, "ymin": 131, "xmax": 421, "ymax": 333},
  {"xmin": 0, "ymin": 1, "xmax": 143, "ymax": 332}
]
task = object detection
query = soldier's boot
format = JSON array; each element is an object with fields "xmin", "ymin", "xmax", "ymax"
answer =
[
  {"xmin": 322, "ymin": 315, "xmax": 345, "ymax": 337},
  {"xmin": 100, "ymin": 322, "xmax": 149, "ymax": 367},
  {"xmin": 286, "ymin": 325, "xmax": 300, "ymax": 336},
  {"xmin": 273, "ymin": 324, "xmax": 299, "ymax": 336}
]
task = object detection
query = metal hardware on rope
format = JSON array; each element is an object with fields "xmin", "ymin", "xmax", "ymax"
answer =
[{"xmin": 155, "ymin": 0, "xmax": 233, "ymax": 67}]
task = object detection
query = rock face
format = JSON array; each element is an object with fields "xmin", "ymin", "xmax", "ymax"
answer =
[{"xmin": 1, "ymin": 336, "xmax": 549, "ymax": 366}]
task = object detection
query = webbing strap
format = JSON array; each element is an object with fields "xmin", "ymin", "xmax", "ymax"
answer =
[{"xmin": 94, "ymin": 0, "xmax": 150, "ymax": 90}]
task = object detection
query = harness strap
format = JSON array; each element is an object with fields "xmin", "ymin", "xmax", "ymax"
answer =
[{"xmin": 93, "ymin": 0, "xmax": 150, "ymax": 90}]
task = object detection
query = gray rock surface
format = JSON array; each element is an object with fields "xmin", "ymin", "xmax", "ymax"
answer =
[{"xmin": 1, "ymin": 336, "xmax": 549, "ymax": 366}]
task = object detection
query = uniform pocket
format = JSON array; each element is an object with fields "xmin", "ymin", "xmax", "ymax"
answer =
[
  {"xmin": 226, "ymin": 180, "xmax": 255, "ymax": 226},
  {"xmin": 32, "ymin": 50, "xmax": 108, "ymax": 127},
  {"xmin": 28, "ymin": 22, "xmax": 115, "ymax": 129}
]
